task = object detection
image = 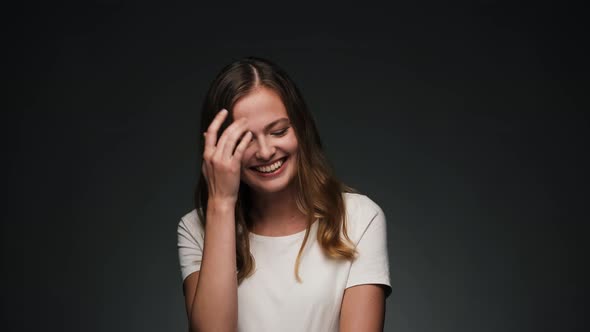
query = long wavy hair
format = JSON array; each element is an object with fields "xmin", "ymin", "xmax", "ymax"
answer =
[{"xmin": 195, "ymin": 56, "xmax": 357, "ymax": 284}]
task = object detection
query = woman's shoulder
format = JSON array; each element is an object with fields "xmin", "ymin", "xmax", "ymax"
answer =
[
  {"xmin": 341, "ymin": 192, "xmax": 386, "ymax": 244},
  {"xmin": 177, "ymin": 208, "xmax": 205, "ymax": 235},
  {"xmin": 342, "ymin": 192, "xmax": 384, "ymax": 217}
]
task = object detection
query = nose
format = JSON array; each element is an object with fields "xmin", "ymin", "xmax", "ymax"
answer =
[{"xmin": 255, "ymin": 137, "xmax": 276, "ymax": 161}]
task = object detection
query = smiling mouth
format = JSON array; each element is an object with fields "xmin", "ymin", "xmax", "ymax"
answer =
[{"xmin": 250, "ymin": 157, "xmax": 288, "ymax": 174}]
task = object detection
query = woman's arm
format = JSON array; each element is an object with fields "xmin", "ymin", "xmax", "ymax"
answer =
[
  {"xmin": 184, "ymin": 201, "xmax": 238, "ymax": 332},
  {"xmin": 182, "ymin": 109, "xmax": 252, "ymax": 331},
  {"xmin": 339, "ymin": 284, "xmax": 386, "ymax": 332},
  {"xmin": 340, "ymin": 196, "xmax": 391, "ymax": 332}
]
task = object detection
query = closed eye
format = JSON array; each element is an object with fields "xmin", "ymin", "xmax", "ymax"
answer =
[{"xmin": 272, "ymin": 127, "xmax": 289, "ymax": 136}]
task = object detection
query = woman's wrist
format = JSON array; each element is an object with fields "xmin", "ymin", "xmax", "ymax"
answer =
[{"xmin": 207, "ymin": 198, "xmax": 236, "ymax": 214}]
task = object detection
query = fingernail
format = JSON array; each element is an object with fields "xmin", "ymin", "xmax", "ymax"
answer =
[{"xmin": 220, "ymin": 109, "xmax": 228, "ymax": 113}]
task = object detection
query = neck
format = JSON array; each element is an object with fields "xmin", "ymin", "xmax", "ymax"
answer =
[{"xmin": 248, "ymin": 183, "xmax": 307, "ymax": 235}]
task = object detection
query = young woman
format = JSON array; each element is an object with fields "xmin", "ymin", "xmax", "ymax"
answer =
[{"xmin": 177, "ymin": 56, "xmax": 391, "ymax": 332}]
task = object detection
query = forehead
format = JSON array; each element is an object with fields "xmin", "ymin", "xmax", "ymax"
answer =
[{"xmin": 232, "ymin": 87, "xmax": 288, "ymax": 126}]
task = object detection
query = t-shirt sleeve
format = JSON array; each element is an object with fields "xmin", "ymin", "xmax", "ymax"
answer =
[
  {"xmin": 177, "ymin": 211, "xmax": 204, "ymax": 281},
  {"xmin": 345, "ymin": 200, "xmax": 392, "ymax": 298}
]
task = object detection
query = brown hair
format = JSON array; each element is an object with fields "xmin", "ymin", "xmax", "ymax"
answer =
[{"xmin": 195, "ymin": 56, "xmax": 357, "ymax": 284}]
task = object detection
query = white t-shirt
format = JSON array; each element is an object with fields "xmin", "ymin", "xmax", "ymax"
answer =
[{"xmin": 177, "ymin": 192, "xmax": 391, "ymax": 332}]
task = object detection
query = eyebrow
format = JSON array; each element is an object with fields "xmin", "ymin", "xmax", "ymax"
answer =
[{"xmin": 264, "ymin": 117, "xmax": 290, "ymax": 131}]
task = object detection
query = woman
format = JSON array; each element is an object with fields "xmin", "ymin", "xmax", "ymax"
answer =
[{"xmin": 177, "ymin": 56, "xmax": 391, "ymax": 331}]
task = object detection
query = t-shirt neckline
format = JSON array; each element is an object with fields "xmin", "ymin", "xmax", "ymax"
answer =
[{"xmin": 249, "ymin": 220, "xmax": 318, "ymax": 241}]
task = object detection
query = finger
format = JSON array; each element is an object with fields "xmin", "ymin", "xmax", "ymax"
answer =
[
  {"xmin": 214, "ymin": 118, "xmax": 247, "ymax": 159},
  {"xmin": 220, "ymin": 120, "xmax": 249, "ymax": 158},
  {"xmin": 202, "ymin": 133, "xmax": 214, "ymax": 161},
  {"xmin": 204, "ymin": 109, "xmax": 229, "ymax": 150},
  {"xmin": 232, "ymin": 130, "xmax": 253, "ymax": 160}
]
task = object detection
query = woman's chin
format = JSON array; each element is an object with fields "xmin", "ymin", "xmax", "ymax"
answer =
[
  {"xmin": 242, "ymin": 172, "xmax": 297, "ymax": 195},
  {"xmin": 247, "ymin": 181, "xmax": 291, "ymax": 195}
]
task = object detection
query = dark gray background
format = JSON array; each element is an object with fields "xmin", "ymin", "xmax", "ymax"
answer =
[{"xmin": 9, "ymin": 1, "xmax": 587, "ymax": 331}]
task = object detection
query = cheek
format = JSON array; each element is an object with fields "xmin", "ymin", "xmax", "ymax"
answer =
[
  {"xmin": 240, "ymin": 146, "xmax": 255, "ymax": 165},
  {"xmin": 287, "ymin": 137, "xmax": 299, "ymax": 153}
]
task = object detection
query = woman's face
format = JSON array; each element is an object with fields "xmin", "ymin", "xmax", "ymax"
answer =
[{"xmin": 232, "ymin": 86, "xmax": 299, "ymax": 195}]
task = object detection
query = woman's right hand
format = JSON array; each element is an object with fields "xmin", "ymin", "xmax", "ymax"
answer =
[{"xmin": 201, "ymin": 109, "xmax": 252, "ymax": 206}]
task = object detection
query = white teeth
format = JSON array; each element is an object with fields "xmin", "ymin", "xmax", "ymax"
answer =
[{"xmin": 254, "ymin": 159, "xmax": 284, "ymax": 173}]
